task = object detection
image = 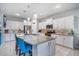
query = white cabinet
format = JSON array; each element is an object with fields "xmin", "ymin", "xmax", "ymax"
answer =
[
  {"xmin": 37, "ymin": 41, "xmax": 50, "ymax": 56},
  {"xmin": 59, "ymin": 18, "xmax": 65, "ymax": 29},
  {"xmin": 56, "ymin": 35, "xmax": 73, "ymax": 48},
  {"xmin": 53, "ymin": 16, "xmax": 74, "ymax": 30},
  {"xmin": 56, "ymin": 36, "xmax": 63, "ymax": 45},
  {"xmin": 39, "ymin": 22, "xmax": 46, "ymax": 29},
  {"xmin": 0, "ymin": 15, "xmax": 4, "ymax": 45},
  {"xmin": 53, "ymin": 16, "xmax": 79, "ymax": 49},
  {"xmin": 53, "ymin": 19, "xmax": 60, "ymax": 29},
  {"xmin": 63, "ymin": 36, "xmax": 73, "ymax": 48},
  {"xmin": 49, "ymin": 40, "xmax": 55, "ymax": 56},
  {"xmin": 63, "ymin": 16, "xmax": 74, "ymax": 29},
  {"xmin": 39, "ymin": 18, "xmax": 53, "ymax": 29},
  {"xmin": 53, "ymin": 18, "xmax": 63, "ymax": 29},
  {"xmin": 6, "ymin": 20, "xmax": 23, "ymax": 30},
  {"xmin": 36, "ymin": 40, "xmax": 55, "ymax": 56}
]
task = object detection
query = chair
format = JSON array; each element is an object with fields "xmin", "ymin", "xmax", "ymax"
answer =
[
  {"xmin": 15, "ymin": 35, "xmax": 20, "ymax": 55},
  {"xmin": 16, "ymin": 36, "xmax": 32, "ymax": 56}
]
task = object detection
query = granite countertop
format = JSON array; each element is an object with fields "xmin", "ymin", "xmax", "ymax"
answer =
[
  {"xmin": 16, "ymin": 34, "xmax": 55, "ymax": 45},
  {"xmin": 52, "ymin": 33, "xmax": 73, "ymax": 36}
]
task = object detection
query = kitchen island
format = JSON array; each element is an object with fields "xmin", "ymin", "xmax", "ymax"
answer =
[{"xmin": 16, "ymin": 34, "xmax": 56, "ymax": 56}]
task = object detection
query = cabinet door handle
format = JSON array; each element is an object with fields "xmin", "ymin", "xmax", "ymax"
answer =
[{"xmin": 48, "ymin": 42, "xmax": 51, "ymax": 46}]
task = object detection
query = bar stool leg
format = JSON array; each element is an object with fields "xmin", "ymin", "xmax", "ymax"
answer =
[
  {"xmin": 23, "ymin": 53, "xmax": 26, "ymax": 56},
  {"xmin": 19, "ymin": 49, "xmax": 21, "ymax": 56},
  {"xmin": 15, "ymin": 45, "xmax": 18, "ymax": 55},
  {"xmin": 29, "ymin": 51, "xmax": 32, "ymax": 56}
]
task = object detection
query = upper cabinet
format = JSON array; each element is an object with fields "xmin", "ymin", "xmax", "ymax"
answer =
[
  {"xmin": 6, "ymin": 20, "xmax": 23, "ymax": 30},
  {"xmin": 53, "ymin": 16, "xmax": 76, "ymax": 30},
  {"xmin": 0, "ymin": 15, "xmax": 4, "ymax": 32},
  {"xmin": 64, "ymin": 16, "xmax": 74, "ymax": 30},
  {"xmin": 53, "ymin": 18, "xmax": 65, "ymax": 29},
  {"xmin": 39, "ymin": 18, "xmax": 53, "ymax": 29}
]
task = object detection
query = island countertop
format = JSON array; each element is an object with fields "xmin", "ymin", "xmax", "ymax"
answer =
[{"xmin": 16, "ymin": 34, "xmax": 55, "ymax": 45}]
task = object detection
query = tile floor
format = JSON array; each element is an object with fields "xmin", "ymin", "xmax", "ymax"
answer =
[
  {"xmin": 56, "ymin": 45, "xmax": 79, "ymax": 56},
  {"xmin": 0, "ymin": 41, "xmax": 16, "ymax": 56},
  {"xmin": 0, "ymin": 40, "xmax": 79, "ymax": 56}
]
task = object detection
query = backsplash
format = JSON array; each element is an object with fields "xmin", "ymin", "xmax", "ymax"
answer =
[{"xmin": 53, "ymin": 28, "xmax": 74, "ymax": 35}]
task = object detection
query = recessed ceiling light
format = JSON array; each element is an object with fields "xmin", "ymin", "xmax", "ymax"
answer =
[
  {"xmin": 24, "ymin": 20, "xmax": 27, "ymax": 23},
  {"xmin": 16, "ymin": 13, "xmax": 20, "ymax": 16},
  {"xmin": 33, "ymin": 14, "xmax": 37, "ymax": 18},
  {"xmin": 56, "ymin": 4, "xmax": 61, "ymax": 8},
  {"xmin": 27, "ymin": 17, "xmax": 30, "ymax": 21},
  {"xmin": 23, "ymin": 10, "xmax": 27, "ymax": 13}
]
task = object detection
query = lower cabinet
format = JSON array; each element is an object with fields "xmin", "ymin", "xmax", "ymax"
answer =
[
  {"xmin": 49, "ymin": 40, "xmax": 55, "ymax": 56},
  {"xmin": 56, "ymin": 36, "xmax": 64, "ymax": 45},
  {"xmin": 56, "ymin": 35, "xmax": 73, "ymax": 48},
  {"xmin": 36, "ymin": 40, "xmax": 55, "ymax": 56},
  {"xmin": 63, "ymin": 36, "xmax": 73, "ymax": 48},
  {"xmin": 37, "ymin": 41, "xmax": 50, "ymax": 56}
]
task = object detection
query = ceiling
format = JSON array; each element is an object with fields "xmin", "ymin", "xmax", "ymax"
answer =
[{"xmin": 0, "ymin": 3, "xmax": 79, "ymax": 20}]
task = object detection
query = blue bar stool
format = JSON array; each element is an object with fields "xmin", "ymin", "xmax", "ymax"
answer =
[
  {"xmin": 15, "ymin": 36, "xmax": 32, "ymax": 56},
  {"xmin": 15, "ymin": 35, "xmax": 20, "ymax": 55}
]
